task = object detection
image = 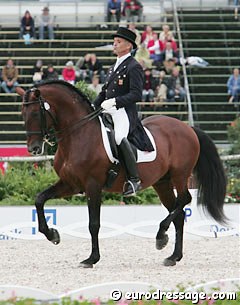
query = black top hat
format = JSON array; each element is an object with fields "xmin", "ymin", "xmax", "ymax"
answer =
[{"xmin": 112, "ymin": 27, "xmax": 137, "ymax": 49}]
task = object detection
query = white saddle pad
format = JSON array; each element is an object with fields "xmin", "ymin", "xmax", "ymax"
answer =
[{"xmin": 99, "ymin": 117, "xmax": 157, "ymax": 164}]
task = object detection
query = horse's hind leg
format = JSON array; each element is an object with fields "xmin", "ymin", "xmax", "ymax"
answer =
[
  {"xmin": 35, "ymin": 179, "xmax": 74, "ymax": 244},
  {"xmin": 153, "ymin": 178, "xmax": 192, "ymax": 266},
  {"xmin": 162, "ymin": 186, "xmax": 192, "ymax": 266},
  {"xmin": 153, "ymin": 179, "xmax": 176, "ymax": 250}
]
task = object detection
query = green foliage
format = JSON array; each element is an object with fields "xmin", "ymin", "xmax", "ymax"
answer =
[
  {"xmin": 225, "ymin": 117, "xmax": 240, "ymax": 202},
  {"xmin": 75, "ymin": 80, "xmax": 97, "ymax": 102},
  {"xmin": 227, "ymin": 117, "xmax": 240, "ymax": 154},
  {"xmin": 0, "ymin": 162, "xmax": 159, "ymax": 206}
]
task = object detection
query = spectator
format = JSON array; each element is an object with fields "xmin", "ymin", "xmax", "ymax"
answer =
[
  {"xmin": 234, "ymin": 0, "xmax": 239, "ymax": 20},
  {"xmin": 107, "ymin": 0, "xmax": 122, "ymax": 23},
  {"xmin": 162, "ymin": 32, "xmax": 178, "ymax": 52},
  {"xmin": 141, "ymin": 25, "xmax": 155, "ymax": 47},
  {"xmin": 163, "ymin": 58, "xmax": 176, "ymax": 75},
  {"xmin": 88, "ymin": 75, "xmax": 102, "ymax": 95},
  {"xmin": 161, "ymin": 41, "xmax": 179, "ymax": 64},
  {"xmin": 1, "ymin": 59, "xmax": 19, "ymax": 93},
  {"xmin": 135, "ymin": 44, "xmax": 153, "ymax": 69},
  {"xmin": 43, "ymin": 64, "xmax": 58, "ymax": 81},
  {"xmin": 166, "ymin": 67, "xmax": 186, "ymax": 102},
  {"xmin": 159, "ymin": 24, "xmax": 174, "ymax": 41},
  {"xmin": 142, "ymin": 68, "xmax": 156, "ymax": 104},
  {"xmin": 88, "ymin": 53, "xmax": 105, "ymax": 84},
  {"xmin": 32, "ymin": 59, "xmax": 44, "ymax": 84},
  {"xmin": 147, "ymin": 33, "xmax": 164, "ymax": 63},
  {"xmin": 227, "ymin": 68, "xmax": 240, "ymax": 104},
  {"xmin": 62, "ymin": 61, "xmax": 76, "ymax": 85},
  {"xmin": 19, "ymin": 10, "xmax": 35, "ymax": 40},
  {"xmin": 128, "ymin": 22, "xmax": 141, "ymax": 48},
  {"xmin": 123, "ymin": 0, "xmax": 143, "ymax": 23},
  {"xmin": 78, "ymin": 53, "xmax": 92, "ymax": 82},
  {"xmin": 38, "ymin": 7, "xmax": 54, "ymax": 40},
  {"xmin": 155, "ymin": 70, "xmax": 166, "ymax": 103}
]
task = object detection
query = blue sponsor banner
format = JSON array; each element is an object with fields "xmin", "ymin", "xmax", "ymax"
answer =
[{"xmin": 32, "ymin": 209, "xmax": 57, "ymax": 234}]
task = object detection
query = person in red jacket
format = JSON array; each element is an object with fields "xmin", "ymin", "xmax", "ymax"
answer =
[
  {"xmin": 147, "ymin": 33, "xmax": 164, "ymax": 63},
  {"xmin": 62, "ymin": 61, "xmax": 76, "ymax": 85}
]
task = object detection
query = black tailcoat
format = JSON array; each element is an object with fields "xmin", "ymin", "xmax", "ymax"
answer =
[{"xmin": 94, "ymin": 56, "xmax": 154, "ymax": 152}]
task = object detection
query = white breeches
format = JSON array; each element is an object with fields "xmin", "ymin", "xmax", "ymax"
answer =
[{"xmin": 104, "ymin": 107, "xmax": 130, "ymax": 145}]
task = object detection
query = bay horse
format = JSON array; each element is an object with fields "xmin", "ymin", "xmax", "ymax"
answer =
[{"xmin": 16, "ymin": 80, "xmax": 227, "ymax": 268}]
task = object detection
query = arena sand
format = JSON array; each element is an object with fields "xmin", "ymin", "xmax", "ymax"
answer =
[{"xmin": 0, "ymin": 236, "xmax": 239, "ymax": 295}]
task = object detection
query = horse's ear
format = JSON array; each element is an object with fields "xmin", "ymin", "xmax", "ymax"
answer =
[
  {"xmin": 15, "ymin": 87, "xmax": 25, "ymax": 96},
  {"xmin": 33, "ymin": 89, "xmax": 41, "ymax": 98}
]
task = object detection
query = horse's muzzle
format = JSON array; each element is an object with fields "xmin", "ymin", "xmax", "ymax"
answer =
[{"xmin": 28, "ymin": 141, "xmax": 44, "ymax": 155}]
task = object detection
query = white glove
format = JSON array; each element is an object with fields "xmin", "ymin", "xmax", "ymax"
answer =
[{"xmin": 101, "ymin": 98, "xmax": 116, "ymax": 110}]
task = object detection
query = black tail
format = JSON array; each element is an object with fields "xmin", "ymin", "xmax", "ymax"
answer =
[{"xmin": 192, "ymin": 127, "xmax": 227, "ymax": 224}]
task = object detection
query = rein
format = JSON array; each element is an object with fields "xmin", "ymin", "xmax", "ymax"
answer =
[{"xmin": 23, "ymin": 88, "xmax": 103, "ymax": 145}]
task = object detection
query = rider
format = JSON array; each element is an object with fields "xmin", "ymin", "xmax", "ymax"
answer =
[{"xmin": 94, "ymin": 27, "xmax": 154, "ymax": 196}]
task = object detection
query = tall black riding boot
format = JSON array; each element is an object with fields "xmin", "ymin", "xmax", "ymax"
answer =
[{"xmin": 118, "ymin": 138, "xmax": 142, "ymax": 197}]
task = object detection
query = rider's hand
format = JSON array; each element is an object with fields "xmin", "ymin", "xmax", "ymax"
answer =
[{"xmin": 101, "ymin": 98, "xmax": 116, "ymax": 110}]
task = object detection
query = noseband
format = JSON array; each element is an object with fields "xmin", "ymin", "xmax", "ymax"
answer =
[{"xmin": 23, "ymin": 88, "xmax": 57, "ymax": 146}]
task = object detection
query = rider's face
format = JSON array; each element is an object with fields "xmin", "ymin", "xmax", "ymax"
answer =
[{"xmin": 113, "ymin": 37, "xmax": 132, "ymax": 57}]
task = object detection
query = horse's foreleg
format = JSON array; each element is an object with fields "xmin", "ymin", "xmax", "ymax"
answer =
[
  {"xmin": 35, "ymin": 180, "xmax": 74, "ymax": 244},
  {"xmin": 80, "ymin": 183, "xmax": 102, "ymax": 268}
]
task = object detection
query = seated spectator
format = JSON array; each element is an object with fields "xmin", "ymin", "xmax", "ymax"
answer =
[
  {"xmin": 88, "ymin": 75, "xmax": 102, "ymax": 95},
  {"xmin": 78, "ymin": 53, "xmax": 92, "ymax": 82},
  {"xmin": 62, "ymin": 61, "xmax": 76, "ymax": 85},
  {"xmin": 155, "ymin": 70, "xmax": 166, "ymax": 103},
  {"xmin": 227, "ymin": 68, "xmax": 240, "ymax": 104},
  {"xmin": 156, "ymin": 67, "xmax": 185, "ymax": 103},
  {"xmin": 88, "ymin": 53, "xmax": 105, "ymax": 84},
  {"xmin": 19, "ymin": 10, "xmax": 35, "ymax": 41},
  {"xmin": 147, "ymin": 33, "xmax": 164, "ymax": 63},
  {"xmin": 107, "ymin": 0, "xmax": 122, "ymax": 23},
  {"xmin": 161, "ymin": 41, "xmax": 179, "ymax": 64},
  {"xmin": 123, "ymin": 0, "xmax": 143, "ymax": 23},
  {"xmin": 163, "ymin": 58, "xmax": 176, "ymax": 75},
  {"xmin": 135, "ymin": 44, "xmax": 153, "ymax": 70},
  {"xmin": 142, "ymin": 68, "xmax": 156, "ymax": 104},
  {"xmin": 32, "ymin": 60, "xmax": 44, "ymax": 84},
  {"xmin": 166, "ymin": 67, "xmax": 186, "ymax": 102},
  {"xmin": 1, "ymin": 59, "xmax": 19, "ymax": 93},
  {"xmin": 38, "ymin": 7, "xmax": 54, "ymax": 40},
  {"xmin": 162, "ymin": 32, "xmax": 178, "ymax": 52},
  {"xmin": 141, "ymin": 25, "xmax": 155, "ymax": 47},
  {"xmin": 159, "ymin": 24, "xmax": 174, "ymax": 41},
  {"xmin": 128, "ymin": 22, "xmax": 141, "ymax": 49},
  {"xmin": 42, "ymin": 64, "xmax": 58, "ymax": 81}
]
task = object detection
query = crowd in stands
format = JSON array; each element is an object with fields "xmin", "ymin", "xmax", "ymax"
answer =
[{"xmin": 0, "ymin": 2, "xmax": 238, "ymax": 107}]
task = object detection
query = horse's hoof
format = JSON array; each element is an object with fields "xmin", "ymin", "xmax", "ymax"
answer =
[
  {"xmin": 79, "ymin": 260, "xmax": 93, "ymax": 269},
  {"xmin": 48, "ymin": 228, "xmax": 60, "ymax": 245},
  {"xmin": 163, "ymin": 257, "xmax": 176, "ymax": 266},
  {"xmin": 156, "ymin": 234, "xmax": 169, "ymax": 250}
]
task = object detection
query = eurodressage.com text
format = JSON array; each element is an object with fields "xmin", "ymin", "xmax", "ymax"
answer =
[{"xmin": 110, "ymin": 289, "xmax": 237, "ymax": 303}]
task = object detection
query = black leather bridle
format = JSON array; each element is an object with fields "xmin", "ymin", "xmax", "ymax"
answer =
[{"xmin": 22, "ymin": 87, "xmax": 103, "ymax": 145}]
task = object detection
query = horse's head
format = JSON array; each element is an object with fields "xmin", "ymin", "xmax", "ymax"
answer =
[{"xmin": 16, "ymin": 86, "xmax": 57, "ymax": 155}]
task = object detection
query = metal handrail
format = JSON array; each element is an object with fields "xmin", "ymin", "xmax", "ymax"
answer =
[{"xmin": 171, "ymin": 0, "xmax": 194, "ymax": 126}]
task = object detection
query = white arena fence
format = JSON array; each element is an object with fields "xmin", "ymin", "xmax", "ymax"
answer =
[{"xmin": 0, "ymin": 154, "xmax": 240, "ymax": 163}]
